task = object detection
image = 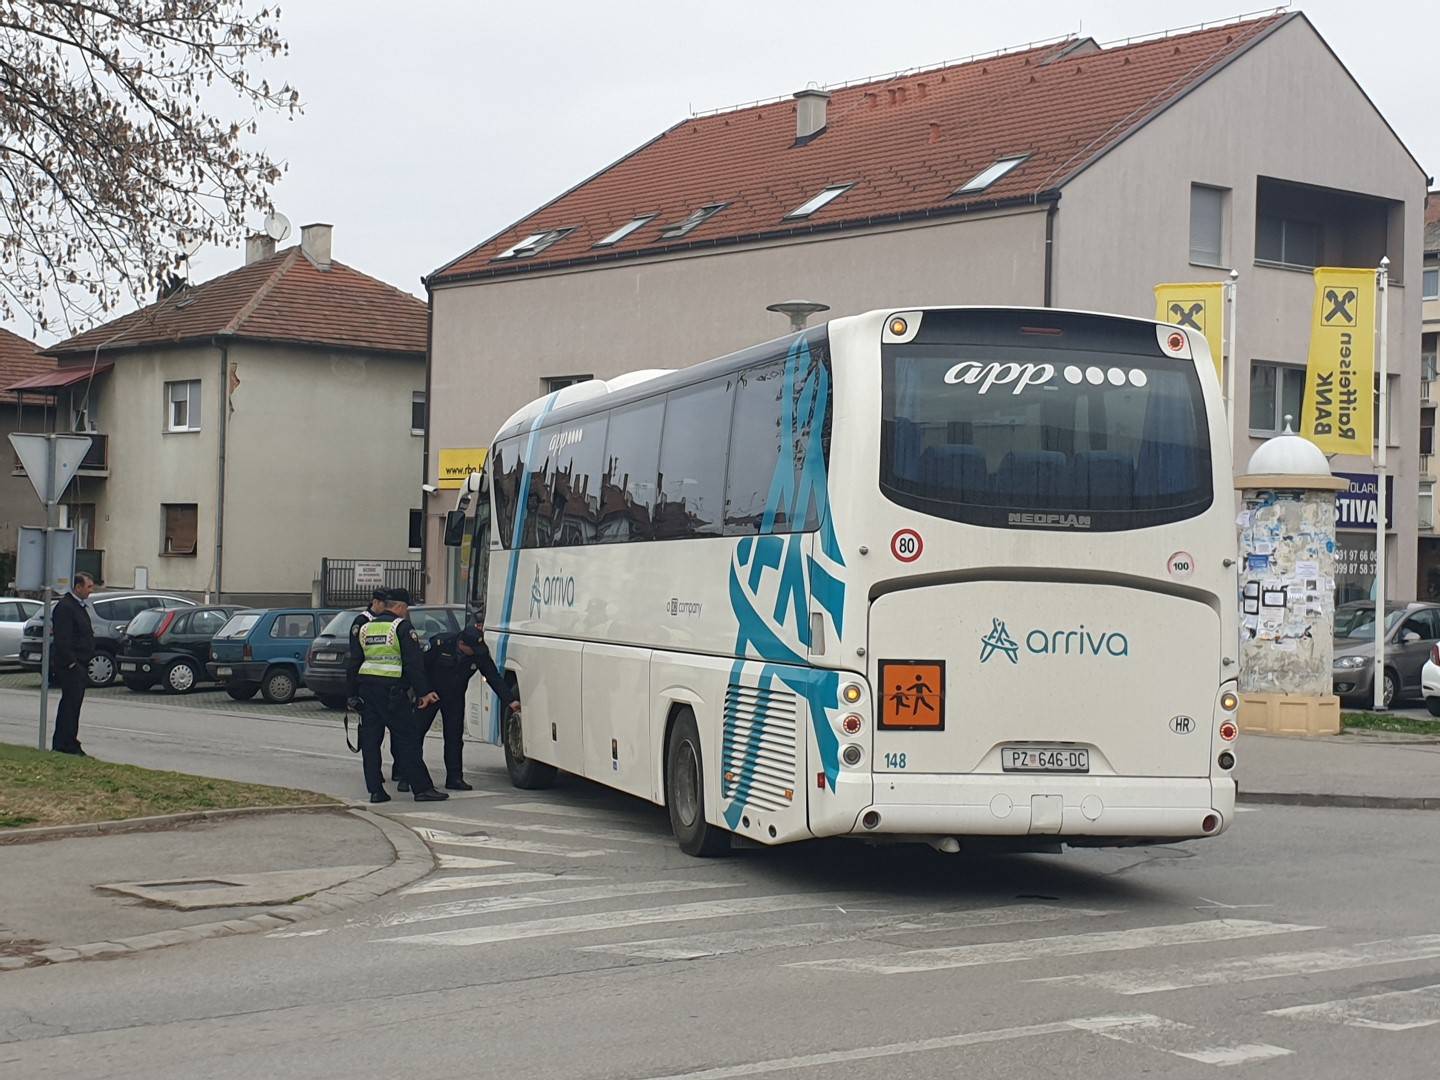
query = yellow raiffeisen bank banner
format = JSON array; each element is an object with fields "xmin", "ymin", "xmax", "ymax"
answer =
[
  {"xmin": 1155, "ymin": 282, "xmax": 1225, "ymax": 380},
  {"xmin": 1302, "ymin": 267, "xmax": 1375, "ymax": 455},
  {"xmin": 437, "ymin": 447, "xmax": 487, "ymax": 490}
]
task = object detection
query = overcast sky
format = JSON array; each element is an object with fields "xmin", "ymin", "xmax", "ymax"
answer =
[{"xmin": 8, "ymin": 0, "xmax": 1436, "ymax": 343}]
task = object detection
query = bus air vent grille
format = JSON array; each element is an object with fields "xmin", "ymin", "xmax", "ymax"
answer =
[{"xmin": 721, "ymin": 683, "xmax": 799, "ymax": 812}]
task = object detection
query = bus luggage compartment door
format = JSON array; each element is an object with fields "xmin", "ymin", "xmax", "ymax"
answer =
[{"xmin": 868, "ymin": 579, "xmax": 1219, "ymax": 779}]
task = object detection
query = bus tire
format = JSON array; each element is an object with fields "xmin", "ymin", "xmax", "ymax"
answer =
[
  {"xmin": 665, "ymin": 708, "xmax": 730, "ymax": 858},
  {"xmin": 503, "ymin": 696, "xmax": 556, "ymax": 790}
]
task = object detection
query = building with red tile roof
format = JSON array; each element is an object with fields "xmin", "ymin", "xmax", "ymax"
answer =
[
  {"xmin": 0, "ymin": 328, "xmax": 58, "ymax": 556},
  {"xmin": 5, "ymin": 226, "xmax": 430, "ymax": 603},
  {"xmin": 423, "ymin": 10, "xmax": 1426, "ymax": 603}
]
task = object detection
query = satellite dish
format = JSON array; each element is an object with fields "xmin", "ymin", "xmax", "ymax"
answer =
[
  {"xmin": 264, "ymin": 212, "xmax": 292, "ymax": 242},
  {"xmin": 178, "ymin": 233, "xmax": 204, "ymax": 258}
]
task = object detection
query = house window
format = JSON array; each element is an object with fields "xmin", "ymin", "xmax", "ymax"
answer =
[
  {"xmin": 658, "ymin": 203, "xmax": 726, "ymax": 239},
  {"xmin": 408, "ymin": 509, "xmax": 423, "ymax": 551},
  {"xmin": 1189, "ymin": 184, "xmax": 1227, "ymax": 266},
  {"xmin": 1254, "ymin": 177, "xmax": 1400, "ymax": 276},
  {"xmin": 161, "ymin": 503, "xmax": 198, "ymax": 556},
  {"xmin": 953, "ymin": 155, "xmax": 1028, "ymax": 195},
  {"xmin": 1249, "ymin": 362, "xmax": 1306, "ymax": 435},
  {"xmin": 544, "ymin": 374, "xmax": 592, "ymax": 394},
  {"xmin": 1373, "ymin": 374, "xmax": 1400, "ymax": 446},
  {"xmin": 492, "ymin": 228, "xmax": 574, "ymax": 260},
  {"xmin": 593, "ymin": 215, "xmax": 656, "ymax": 248},
  {"xmin": 166, "ymin": 380, "xmax": 201, "ymax": 432},
  {"xmin": 1422, "ymin": 479, "xmax": 1435, "ymax": 531},
  {"xmin": 785, "ymin": 184, "xmax": 853, "ymax": 220},
  {"xmin": 1256, "ymin": 214, "xmax": 1321, "ymax": 268},
  {"xmin": 1425, "ymin": 333, "xmax": 1439, "ymax": 383},
  {"xmin": 1424, "ymin": 264, "xmax": 1439, "ymax": 300},
  {"xmin": 1421, "ymin": 407, "xmax": 1434, "ymax": 457},
  {"xmin": 411, "ymin": 391, "xmax": 426, "ymax": 435}
]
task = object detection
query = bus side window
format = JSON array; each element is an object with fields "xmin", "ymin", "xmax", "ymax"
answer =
[
  {"xmin": 492, "ymin": 435, "xmax": 526, "ymax": 548},
  {"xmin": 469, "ymin": 471, "xmax": 492, "ymax": 618},
  {"xmin": 597, "ymin": 398, "xmax": 664, "ymax": 543},
  {"xmin": 724, "ymin": 357, "xmax": 787, "ymax": 535},
  {"xmin": 656, "ymin": 379, "xmax": 732, "ymax": 540}
]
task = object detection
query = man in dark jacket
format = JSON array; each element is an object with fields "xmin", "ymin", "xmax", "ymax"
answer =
[
  {"xmin": 52, "ymin": 571, "xmax": 96, "ymax": 755},
  {"xmin": 419, "ymin": 619, "xmax": 520, "ymax": 790}
]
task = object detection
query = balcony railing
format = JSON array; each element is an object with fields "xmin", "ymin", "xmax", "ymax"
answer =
[
  {"xmin": 11, "ymin": 433, "xmax": 108, "ymax": 477},
  {"xmin": 1423, "ymin": 453, "xmax": 1434, "ymax": 479},
  {"xmin": 1425, "ymin": 378, "xmax": 1435, "ymax": 405}
]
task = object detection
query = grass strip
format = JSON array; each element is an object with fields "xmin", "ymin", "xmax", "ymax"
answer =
[
  {"xmin": 0, "ymin": 742, "xmax": 334, "ymax": 829},
  {"xmin": 1341, "ymin": 711, "xmax": 1440, "ymax": 736}
]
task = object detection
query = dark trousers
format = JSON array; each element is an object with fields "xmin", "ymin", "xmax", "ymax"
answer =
[
  {"xmin": 357, "ymin": 678, "xmax": 434, "ymax": 795},
  {"xmin": 417, "ymin": 692, "xmax": 465, "ymax": 783},
  {"xmin": 53, "ymin": 663, "xmax": 87, "ymax": 752}
]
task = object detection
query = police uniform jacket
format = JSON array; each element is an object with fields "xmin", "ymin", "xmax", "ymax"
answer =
[
  {"xmin": 346, "ymin": 612, "xmax": 433, "ymax": 697},
  {"xmin": 425, "ymin": 631, "xmax": 516, "ymax": 704}
]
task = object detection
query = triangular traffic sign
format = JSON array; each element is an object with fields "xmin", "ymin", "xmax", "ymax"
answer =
[{"xmin": 8, "ymin": 433, "xmax": 93, "ymax": 505}]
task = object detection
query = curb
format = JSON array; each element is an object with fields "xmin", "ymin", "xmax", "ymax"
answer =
[
  {"xmin": 0, "ymin": 802, "xmax": 345, "ymax": 845},
  {"xmin": 1238, "ymin": 791, "xmax": 1440, "ymax": 811},
  {"xmin": 0, "ymin": 807, "xmax": 433, "ymax": 973}
]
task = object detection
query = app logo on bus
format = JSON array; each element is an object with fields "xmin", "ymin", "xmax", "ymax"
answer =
[
  {"xmin": 943, "ymin": 360, "xmax": 1150, "ymax": 396},
  {"xmin": 980, "ymin": 617, "xmax": 1130, "ymax": 662}
]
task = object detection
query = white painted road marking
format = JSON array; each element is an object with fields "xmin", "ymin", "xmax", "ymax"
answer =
[
  {"xmin": 454, "ymin": 817, "xmax": 672, "ymax": 847},
  {"xmin": 385, "ymin": 894, "xmax": 851, "ymax": 947},
  {"xmin": 626, "ymin": 1020, "xmax": 1078, "ymax": 1080},
  {"xmin": 583, "ymin": 905, "xmax": 1115, "ymax": 962},
  {"xmin": 435, "ymin": 854, "xmax": 513, "ymax": 870},
  {"xmin": 1069, "ymin": 1014, "xmax": 1292, "ymax": 1067},
  {"xmin": 412, "ymin": 827, "xmax": 611, "ymax": 858},
  {"xmin": 1035, "ymin": 934, "xmax": 1440, "ymax": 995},
  {"xmin": 494, "ymin": 801, "xmax": 621, "ymax": 820},
  {"xmin": 380, "ymin": 879, "xmax": 734, "ymax": 927},
  {"xmin": 1266, "ymin": 983, "xmax": 1440, "ymax": 1031},
  {"xmin": 793, "ymin": 919, "xmax": 1319, "ymax": 975},
  {"xmin": 402, "ymin": 871, "xmax": 589, "ymax": 896}
]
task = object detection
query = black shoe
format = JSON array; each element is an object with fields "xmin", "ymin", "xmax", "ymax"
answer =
[
  {"xmin": 368, "ymin": 790, "xmax": 391, "ymax": 804},
  {"xmin": 445, "ymin": 779, "xmax": 473, "ymax": 791},
  {"xmin": 413, "ymin": 788, "xmax": 449, "ymax": 802},
  {"xmin": 396, "ymin": 780, "xmax": 411, "ymax": 793},
  {"xmin": 54, "ymin": 746, "xmax": 86, "ymax": 757}
]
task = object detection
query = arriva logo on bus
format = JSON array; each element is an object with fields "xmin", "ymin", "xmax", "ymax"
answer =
[
  {"xmin": 979, "ymin": 617, "xmax": 1129, "ymax": 664},
  {"xmin": 529, "ymin": 566, "xmax": 577, "ymax": 618}
]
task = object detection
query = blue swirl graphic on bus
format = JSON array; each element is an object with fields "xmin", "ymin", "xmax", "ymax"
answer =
[{"xmin": 724, "ymin": 334, "xmax": 845, "ymax": 828}]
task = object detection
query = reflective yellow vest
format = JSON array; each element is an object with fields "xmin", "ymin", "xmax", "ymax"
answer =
[{"xmin": 358, "ymin": 619, "xmax": 403, "ymax": 678}]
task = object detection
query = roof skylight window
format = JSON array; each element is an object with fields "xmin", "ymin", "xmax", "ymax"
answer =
[
  {"xmin": 658, "ymin": 203, "xmax": 727, "ymax": 239},
  {"xmin": 953, "ymin": 155, "xmax": 1028, "ymax": 196},
  {"xmin": 785, "ymin": 183, "xmax": 853, "ymax": 220},
  {"xmin": 593, "ymin": 215, "xmax": 657, "ymax": 249},
  {"xmin": 493, "ymin": 227, "xmax": 574, "ymax": 260}
]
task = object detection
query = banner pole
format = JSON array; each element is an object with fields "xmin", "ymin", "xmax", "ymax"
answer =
[
  {"xmin": 1225, "ymin": 269, "xmax": 1239, "ymax": 436},
  {"xmin": 1373, "ymin": 257, "xmax": 1390, "ymax": 711}
]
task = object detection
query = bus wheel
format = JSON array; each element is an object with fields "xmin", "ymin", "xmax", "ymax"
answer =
[
  {"xmin": 503, "ymin": 700, "xmax": 556, "ymax": 790},
  {"xmin": 665, "ymin": 708, "xmax": 730, "ymax": 857}
]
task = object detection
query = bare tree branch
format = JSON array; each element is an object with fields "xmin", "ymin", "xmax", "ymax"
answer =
[{"xmin": 0, "ymin": 0, "xmax": 299, "ymax": 334}]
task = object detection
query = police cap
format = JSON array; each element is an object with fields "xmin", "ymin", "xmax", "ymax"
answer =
[
  {"xmin": 457, "ymin": 627, "xmax": 483, "ymax": 650},
  {"xmin": 371, "ymin": 587, "xmax": 390, "ymax": 602},
  {"xmin": 387, "ymin": 587, "xmax": 412, "ymax": 605}
]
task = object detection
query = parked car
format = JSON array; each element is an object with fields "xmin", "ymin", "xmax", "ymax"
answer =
[
  {"xmin": 206, "ymin": 608, "xmax": 339, "ymax": 704},
  {"xmin": 0, "ymin": 598, "xmax": 42, "ymax": 662},
  {"xmin": 1420, "ymin": 649, "xmax": 1440, "ymax": 716},
  {"xmin": 19, "ymin": 592, "xmax": 196, "ymax": 687},
  {"xmin": 305, "ymin": 604, "xmax": 463, "ymax": 709},
  {"xmin": 1332, "ymin": 600, "xmax": 1440, "ymax": 708},
  {"xmin": 117, "ymin": 606, "xmax": 243, "ymax": 693}
]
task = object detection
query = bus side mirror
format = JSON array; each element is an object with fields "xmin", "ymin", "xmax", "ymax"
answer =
[{"xmin": 443, "ymin": 510, "xmax": 467, "ymax": 547}]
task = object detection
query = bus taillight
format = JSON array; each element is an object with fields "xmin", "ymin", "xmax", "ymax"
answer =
[
  {"xmin": 1219, "ymin": 721, "xmax": 1238, "ymax": 742},
  {"xmin": 840, "ymin": 714, "xmax": 863, "ymax": 735}
]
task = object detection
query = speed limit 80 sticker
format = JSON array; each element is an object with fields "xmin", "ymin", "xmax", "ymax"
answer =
[{"xmin": 891, "ymin": 529, "xmax": 924, "ymax": 563}]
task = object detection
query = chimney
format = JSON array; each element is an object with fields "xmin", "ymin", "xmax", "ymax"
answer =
[
  {"xmin": 793, "ymin": 88, "xmax": 830, "ymax": 143},
  {"xmin": 301, "ymin": 222, "xmax": 333, "ymax": 268},
  {"xmin": 245, "ymin": 233, "xmax": 275, "ymax": 265}
]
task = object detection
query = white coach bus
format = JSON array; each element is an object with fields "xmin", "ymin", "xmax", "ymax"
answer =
[{"xmin": 450, "ymin": 307, "xmax": 1239, "ymax": 856}]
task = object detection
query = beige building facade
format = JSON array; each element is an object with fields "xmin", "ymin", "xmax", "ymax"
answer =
[{"xmin": 425, "ymin": 13, "xmax": 1427, "ymax": 606}]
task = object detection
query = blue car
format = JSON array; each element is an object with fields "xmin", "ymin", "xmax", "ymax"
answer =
[{"xmin": 207, "ymin": 608, "xmax": 339, "ymax": 703}]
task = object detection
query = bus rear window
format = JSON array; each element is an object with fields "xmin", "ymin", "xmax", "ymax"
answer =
[{"xmin": 881, "ymin": 345, "xmax": 1212, "ymax": 531}]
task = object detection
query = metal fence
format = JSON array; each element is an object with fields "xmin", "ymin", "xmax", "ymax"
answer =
[{"xmin": 319, "ymin": 558, "xmax": 423, "ymax": 608}]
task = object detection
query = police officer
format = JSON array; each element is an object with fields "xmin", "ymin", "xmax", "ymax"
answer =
[
  {"xmin": 347, "ymin": 587, "xmax": 447, "ymax": 803},
  {"xmin": 349, "ymin": 588, "xmax": 404, "ymax": 786},
  {"xmin": 419, "ymin": 616, "xmax": 520, "ymax": 790}
]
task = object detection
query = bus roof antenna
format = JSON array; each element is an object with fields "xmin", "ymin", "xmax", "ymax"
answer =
[{"xmin": 766, "ymin": 299, "xmax": 830, "ymax": 332}]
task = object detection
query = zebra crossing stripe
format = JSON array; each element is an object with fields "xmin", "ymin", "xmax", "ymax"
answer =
[
  {"xmin": 493, "ymin": 801, "xmax": 620, "ymax": 820},
  {"xmin": 1067, "ymin": 1014, "xmax": 1292, "ymax": 1066},
  {"xmin": 792, "ymin": 919, "xmax": 1318, "ymax": 975},
  {"xmin": 411, "ymin": 827, "xmax": 611, "ymax": 858},
  {"xmin": 1265, "ymin": 983, "xmax": 1440, "ymax": 1031},
  {"xmin": 435, "ymin": 854, "xmax": 513, "ymax": 870},
  {"xmin": 1035, "ymin": 934, "xmax": 1440, "ymax": 995},
  {"xmin": 381, "ymin": 880, "xmax": 735, "ymax": 927},
  {"xmin": 383, "ymin": 894, "xmax": 851, "ymax": 947},
  {"xmin": 581, "ymin": 905, "xmax": 1113, "ymax": 962},
  {"xmin": 449, "ymin": 818, "xmax": 672, "ymax": 847},
  {"xmin": 402, "ymin": 872, "xmax": 587, "ymax": 896}
]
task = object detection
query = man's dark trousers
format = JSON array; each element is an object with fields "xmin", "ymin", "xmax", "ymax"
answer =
[
  {"xmin": 53, "ymin": 663, "xmax": 86, "ymax": 753},
  {"xmin": 357, "ymin": 677, "xmax": 433, "ymax": 794},
  {"xmin": 417, "ymin": 692, "xmax": 465, "ymax": 784}
]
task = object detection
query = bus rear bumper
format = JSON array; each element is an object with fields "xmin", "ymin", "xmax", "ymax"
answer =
[{"xmin": 845, "ymin": 775, "xmax": 1236, "ymax": 841}]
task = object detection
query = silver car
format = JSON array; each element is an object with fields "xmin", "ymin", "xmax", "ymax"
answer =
[
  {"xmin": 0, "ymin": 597, "xmax": 42, "ymax": 662},
  {"xmin": 19, "ymin": 592, "xmax": 195, "ymax": 687},
  {"xmin": 1332, "ymin": 601, "xmax": 1440, "ymax": 708}
]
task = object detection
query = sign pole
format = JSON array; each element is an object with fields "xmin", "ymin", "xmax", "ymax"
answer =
[
  {"xmin": 1373, "ymin": 257, "xmax": 1390, "ymax": 711},
  {"xmin": 1225, "ymin": 268, "xmax": 1239, "ymax": 436},
  {"xmin": 36, "ymin": 438, "xmax": 56, "ymax": 750}
]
